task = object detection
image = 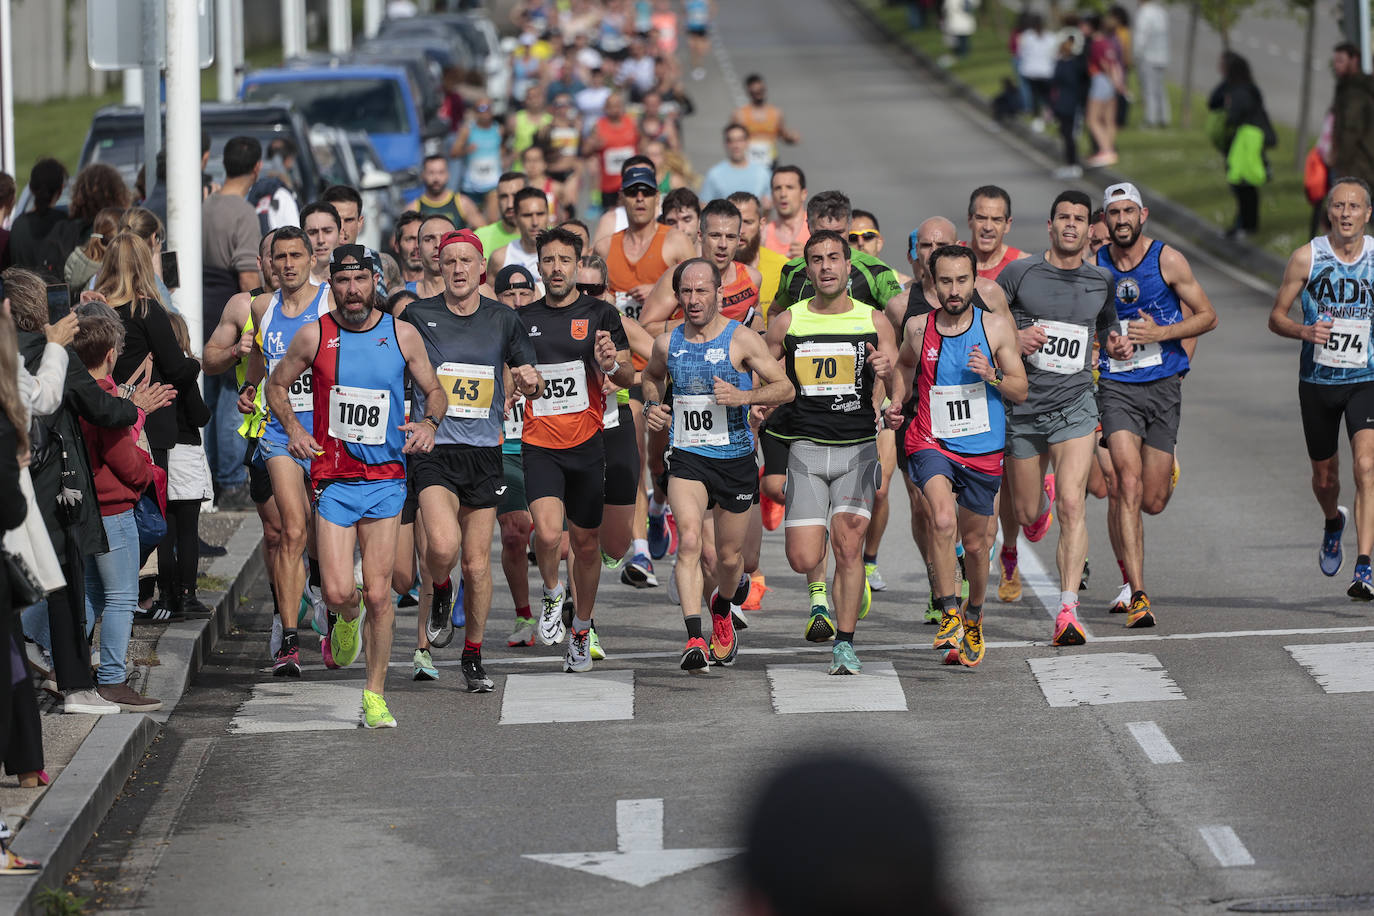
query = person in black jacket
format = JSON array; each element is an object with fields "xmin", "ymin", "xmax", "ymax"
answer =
[
  {"xmin": 1208, "ymin": 52, "xmax": 1274, "ymax": 238},
  {"xmin": 7, "ymin": 159, "xmax": 67, "ymax": 272},
  {"xmin": 162, "ymin": 311, "xmax": 214, "ymax": 617}
]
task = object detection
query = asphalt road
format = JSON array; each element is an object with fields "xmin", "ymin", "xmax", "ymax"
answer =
[{"xmin": 66, "ymin": 2, "xmax": 1374, "ymax": 914}]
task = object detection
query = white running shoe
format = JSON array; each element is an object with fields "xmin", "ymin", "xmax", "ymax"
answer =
[
  {"xmin": 270, "ymin": 614, "xmax": 283, "ymax": 658},
  {"xmin": 538, "ymin": 587, "xmax": 567, "ymax": 646},
  {"xmin": 564, "ymin": 626, "xmax": 593, "ymax": 673},
  {"xmin": 1109, "ymin": 582, "xmax": 1132, "ymax": 614}
]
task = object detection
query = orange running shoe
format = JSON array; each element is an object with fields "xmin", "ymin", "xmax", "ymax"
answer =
[{"xmin": 743, "ymin": 574, "xmax": 768, "ymax": 611}]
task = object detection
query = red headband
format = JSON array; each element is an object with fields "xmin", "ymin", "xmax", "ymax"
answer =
[{"xmin": 439, "ymin": 229, "xmax": 487, "ymax": 285}]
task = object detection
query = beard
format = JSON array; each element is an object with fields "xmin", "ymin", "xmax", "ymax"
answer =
[
  {"xmin": 737, "ymin": 234, "xmax": 760, "ymax": 264},
  {"xmin": 338, "ymin": 295, "xmax": 375, "ymax": 326},
  {"xmin": 941, "ymin": 297, "xmax": 970, "ymax": 316},
  {"xmin": 1112, "ymin": 221, "xmax": 1143, "ymax": 248}
]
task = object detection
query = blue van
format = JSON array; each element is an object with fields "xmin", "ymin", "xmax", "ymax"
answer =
[{"xmin": 240, "ymin": 64, "xmax": 427, "ymax": 175}]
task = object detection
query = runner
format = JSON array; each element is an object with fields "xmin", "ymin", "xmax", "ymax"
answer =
[
  {"xmin": 519, "ymin": 228, "xmax": 633, "ymax": 672},
  {"xmin": 585, "ymin": 90, "xmax": 639, "ymax": 211},
  {"xmin": 474, "ymin": 172, "xmax": 531, "ymax": 254},
  {"xmin": 1268, "ymin": 177, "xmax": 1374, "ymax": 598},
  {"xmin": 763, "ymin": 230, "xmax": 898, "ymax": 674},
  {"xmin": 684, "ymin": 0, "xmax": 713, "ymax": 81},
  {"xmin": 888, "ymin": 244, "xmax": 1028, "ymax": 667},
  {"xmin": 453, "ymin": 98, "xmax": 505, "ymax": 213},
  {"xmin": 661, "ymin": 188, "xmax": 702, "ymax": 255},
  {"xmin": 849, "ymin": 210, "xmax": 911, "ymax": 287},
  {"xmin": 301, "ymin": 201, "xmax": 341, "ymax": 286},
  {"xmin": 640, "ymin": 198, "xmax": 763, "ymax": 333},
  {"xmin": 1094, "ymin": 182, "xmax": 1217, "ymax": 626},
  {"xmin": 322, "ymin": 184, "xmax": 396, "ymax": 296},
  {"xmin": 487, "ymin": 186, "xmax": 550, "ymax": 290},
  {"xmin": 996, "ymin": 190, "xmax": 1133, "ymax": 646},
  {"xmin": 732, "ymin": 74, "xmax": 801, "ymax": 169},
  {"xmin": 402, "ymin": 230, "xmax": 541, "ymax": 692},
  {"xmin": 265, "ymin": 245, "xmax": 446, "ymax": 727},
  {"xmin": 393, "ymin": 211, "xmax": 425, "ymax": 287},
  {"xmin": 726, "ymin": 190, "xmax": 787, "ymax": 319},
  {"xmin": 406, "ymin": 154, "xmax": 485, "ymax": 229},
  {"xmin": 761, "ymin": 165, "xmax": 808, "ymax": 260},
  {"xmin": 411, "ymin": 214, "xmax": 457, "ymax": 299},
  {"xmin": 771, "ymin": 191, "xmax": 903, "ymax": 317},
  {"xmin": 641, "ymin": 258, "xmax": 793, "ymax": 670}
]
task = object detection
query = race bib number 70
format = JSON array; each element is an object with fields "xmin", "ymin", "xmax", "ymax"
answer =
[{"xmin": 793, "ymin": 341, "xmax": 856, "ymax": 396}]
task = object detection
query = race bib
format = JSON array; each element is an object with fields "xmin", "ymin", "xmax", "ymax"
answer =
[
  {"xmin": 1316, "ymin": 317, "xmax": 1371, "ymax": 369},
  {"xmin": 503, "ymin": 399, "xmax": 525, "ymax": 441},
  {"xmin": 929, "ymin": 382, "xmax": 992, "ymax": 439},
  {"xmin": 793, "ymin": 341, "xmax": 856, "ymax": 397},
  {"xmin": 1028, "ymin": 320, "xmax": 1089, "ymax": 374},
  {"xmin": 1107, "ymin": 319, "xmax": 1163, "ymax": 373},
  {"xmin": 535, "ymin": 359, "xmax": 590, "ymax": 415},
  {"xmin": 747, "ymin": 139, "xmax": 775, "ymax": 167},
  {"xmin": 673, "ymin": 393, "xmax": 729, "ymax": 447},
  {"xmin": 328, "ymin": 385, "xmax": 390, "ymax": 445},
  {"xmin": 287, "ymin": 368, "xmax": 313, "ymax": 412},
  {"xmin": 605, "ymin": 145, "xmax": 635, "ymax": 178},
  {"xmin": 603, "ymin": 394, "xmax": 620, "ymax": 429},
  {"xmin": 467, "ymin": 156, "xmax": 500, "ymax": 189},
  {"xmin": 437, "ymin": 361, "xmax": 495, "ymax": 419},
  {"xmin": 615, "ymin": 290, "xmax": 642, "ymax": 321}
]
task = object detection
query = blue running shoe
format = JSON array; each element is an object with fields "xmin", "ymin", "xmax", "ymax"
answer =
[
  {"xmin": 647, "ymin": 512, "xmax": 670, "ymax": 559},
  {"xmin": 1321, "ymin": 506, "xmax": 1348, "ymax": 577},
  {"xmin": 1348, "ymin": 563, "xmax": 1374, "ymax": 600},
  {"xmin": 452, "ymin": 580, "xmax": 466, "ymax": 628}
]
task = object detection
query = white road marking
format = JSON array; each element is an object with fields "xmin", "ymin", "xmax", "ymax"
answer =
[
  {"xmin": 1126, "ymin": 720, "xmax": 1183, "ymax": 763},
  {"xmin": 1285, "ymin": 642, "xmax": 1374, "ymax": 693},
  {"xmin": 766, "ymin": 661, "xmax": 908, "ymax": 714},
  {"xmin": 229, "ymin": 681, "xmax": 365, "ymax": 733},
  {"xmin": 1199, "ymin": 825, "xmax": 1256, "ymax": 867},
  {"xmin": 499, "ymin": 670, "xmax": 635, "ymax": 724},
  {"xmin": 1028, "ymin": 653, "xmax": 1187, "ymax": 707},
  {"xmin": 524, "ymin": 798, "xmax": 743, "ymax": 887},
  {"xmin": 1016, "ymin": 535, "xmax": 1094, "ymax": 638}
]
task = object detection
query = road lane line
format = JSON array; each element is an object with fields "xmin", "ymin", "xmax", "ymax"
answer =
[
  {"xmin": 766, "ymin": 661, "xmax": 908, "ymax": 714},
  {"xmin": 1285, "ymin": 642, "xmax": 1374, "ymax": 693},
  {"xmin": 499, "ymin": 670, "xmax": 635, "ymax": 724},
  {"xmin": 1199, "ymin": 825, "xmax": 1256, "ymax": 867},
  {"xmin": 1126, "ymin": 720, "xmax": 1183, "ymax": 763},
  {"xmin": 1028, "ymin": 653, "xmax": 1187, "ymax": 707}
]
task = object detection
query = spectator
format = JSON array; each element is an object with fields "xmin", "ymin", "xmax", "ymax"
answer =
[
  {"xmin": 1329, "ymin": 41, "xmax": 1374, "ymax": 192},
  {"xmin": 73, "ymin": 307, "xmax": 163, "ymax": 712},
  {"xmin": 1050, "ymin": 32, "xmax": 1088, "ymax": 178},
  {"xmin": 1107, "ymin": 6, "xmax": 1133, "ymax": 127},
  {"xmin": 1016, "ymin": 14, "xmax": 1059, "ymax": 131},
  {"xmin": 247, "ymin": 137, "xmax": 301, "ymax": 235},
  {"xmin": 201, "ymin": 136, "xmax": 262, "ymax": 510},
  {"xmin": 161, "ymin": 311, "xmax": 214, "ymax": 619},
  {"xmin": 63, "ymin": 207, "xmax": 122, "ymax": 294},
  {"xmin": 7, "ymin": 159, "xmax": 68, "ymax": 271},
  {"xmin": 43, "ymin": 164, "xmax": 131, "ymax": 279},
  {"xmin": 117, "ymin": 207, "xmax": 176, "ymax": 309},
  {"xmin": 699, "ymin": 123, "xmax": 771, "ymax": 204},
  {"xmin": 942, "ymin": 0, "xmax": 978, "ymax": 59},
  {"xmin": 0, "ymin": 172, "xmax": 14, "ymax": 269},
  {"xmin": 1135, "ymin": 0, "xmax": 1170, "ymax": 127},
  {"xmin": 142, "ymin": 132, "xmax": 214, "ymax": 229},
  {"xmin": 1208, "ymin": 51, "xmax": 1275, "ymax": 239},
  {"xmin": 1083, "ymin": 12, "xmax": 1123, "ymax": 167}
]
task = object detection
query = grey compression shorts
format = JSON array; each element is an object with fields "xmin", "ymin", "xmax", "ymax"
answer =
[{"xmin": 783, "ymin": 440, "xmax": 881, "ymax": 527}]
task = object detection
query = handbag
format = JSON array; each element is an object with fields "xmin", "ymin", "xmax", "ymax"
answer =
[
  {"xmin": 2, "ymin": 549, "xmax": 44, "ymax": 608},
  {"xmin": 2, "ymin": 467, "xmax": 64, "ymax": 595},
  {"xmin": 134, "ymin": 492, "xmax": 167, "ymax": 549}
]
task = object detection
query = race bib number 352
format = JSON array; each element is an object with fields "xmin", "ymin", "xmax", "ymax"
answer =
[
  {"xmin": 1028, "ymin": 320, "xmax": 1088, "ymax": 375},
  {"xmin": 1316, "ymin": 317, "xmax": 1370, "ymax": 369},
  {"xmin": 437, "ymin": 361, "xmax": 496, "ymax": 419},
  {"xmin": 793, "ymin": 342, "xmax": 857, "ymax": 396},
  {"xmin": 535, "ymin": 359, "xmax": 590, "ymax": 415},
  {"xmin": 328, "ymin": 385, "xmax": 390, "ymax": 445}
]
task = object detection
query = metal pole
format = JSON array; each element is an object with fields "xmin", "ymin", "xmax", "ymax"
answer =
[
  {"xmin": 141, "ymin": 0, "xmax": 162, "ymax": 197},
  {"xmin": 282, "ymin": 0, "xmax": 301, "ymax": 60},
  {"xmin": 231, "ymin": 0, "xmax": 244, "ymax": 72},
  {"xmin": 328, "ymin": 0, "xmax": 352, "ymax": 54},
  {"xmin": 166, "ymin": 0, "xmax": 204, "ymax": 353},
  {"xmin": 123, "ymin": 68, "xmax": 143, "ymax": 107},
  {"xmin": 216, "ymin": 0, "xmax": 235, "ymax": 101},
  {"xmin": 363, "ymin": 0, "xmax": 383, "ymax": 39},
  {"xmin": 1363, "ymin": 0, "xmax": 1372, "ymax": 73},
  {"xmin": 1296, "ymin": 1, "xmax": 1318, "ymax": 169},
  {"xmin": 0, "ymin": 0, "xmax": 14, "ymax": 178}
]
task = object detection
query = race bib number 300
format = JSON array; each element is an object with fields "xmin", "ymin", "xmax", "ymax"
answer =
[
  {"xmin": 288, "ymin": 368, "xmax": 313, "ymax": 412},
  {"xmin": 673, "ymin": 394, "xmax": 728, "ymax": 447},
  {"xmin": 793, "ymin": 342, "xmax": 857, "ymax": 396},
  {"xmin": 929, "ymin": 382, "xmax": 991, "ymax": 439},
  {"xmin": 1316, "ymin": 317, "xmax": 1370, "ymax": 369},
  {"xmin": 437, "ymin": 362, "xmax": 496, "ymax": 419},
  {"xmin": 535, "ymin": 360, "xmax": 590, "ymax": 415},
  {"xmin": 1028, "ymin": 320, "xmax": 1089, "ymax": 374},
  {"xmin": 329, "ymin": 386, "xmax": 390, "ymax": 445},
  {"xmin": 1107, "ymin": 319, "xmax": 1163, "ymax": 373}
]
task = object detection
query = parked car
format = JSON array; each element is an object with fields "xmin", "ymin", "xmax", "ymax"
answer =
[
  {"xmin": 308, "ymin": 125, "xmax": 403, "ymax": 251},
  {"xmin": 378, "ymin": 11, "xmax": 511, "ymax": 111}
]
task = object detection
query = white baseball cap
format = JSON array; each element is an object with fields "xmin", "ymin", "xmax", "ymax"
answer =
[{"xmin": 1103, "ymin": 182, "xmax": 1144, "ymax": 210}]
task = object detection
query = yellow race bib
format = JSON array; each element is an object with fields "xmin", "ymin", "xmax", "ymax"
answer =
[{"xmin": 437, "ymin": 362, "xmax": 496, "ymax": 419}]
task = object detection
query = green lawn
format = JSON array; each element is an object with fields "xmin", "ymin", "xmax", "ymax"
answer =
[{"xmin": 864, "ymin": 0, "xmax": 1309, "ymax": 258}]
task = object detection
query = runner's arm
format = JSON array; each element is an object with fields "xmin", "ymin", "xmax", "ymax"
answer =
[
  {"xmin": 620, "ymin": 314, "xmax": 657, "ymax": 362},
  {"xmin": 640, "ymin": 333, "xmax": 672, "ymax": 432},
  {"xmin": 504, "ymin": 311, "xmax": 543, "ymax": 396},
  {"xmin": 1135, "ymin": 246, "xmax": 1219, "ymax": 342},
  {"xmin": 735, "ymin": 327, "xmax": 794, "ymax": 406},
  {"xmin": 459, "ymin": 194, "xmax": 485, "ymax": 228},
  {"xmin": 763, "ymin": 308, "xmax": 791, "ymax": 361},
  {"xmin": 638, "ymin": 270, "xmax": 680, "ymax": 336},
  {"xmin": 885, "ymin": 314, "xmax": 925, "ymax": 427},
  {"xmin": 1268, "ymin": 245, "xmax": 1325, "ymax": 343},
  {"xmin": 984, "ymin": 311, "xmax": 1029, "ymax": 405},
  {"xmin": 396, "ymin": 320, "xmax": 444, "ymax": 454},
  {"xmin": 974, "ymin": 277, "xmax": 1013, "ymax": 323},
  {"xmin": 661, "ymin": 228, "xmax": 696, "ymax": 268},
  {"xmin": 203, "ymin": 293, "xmax": 253, "ymax": 376}
]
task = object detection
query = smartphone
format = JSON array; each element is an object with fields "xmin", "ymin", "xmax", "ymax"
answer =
[
  {"xmin": 45, "ymin": 284, "xmax": 71, "ymax": 324},
  {"xmin": 162, "ymin": 250, "xmax": 180, "ymax": 290}
]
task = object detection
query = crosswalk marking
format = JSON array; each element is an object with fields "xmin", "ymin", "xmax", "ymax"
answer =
[
  {"xmin": 229, "ymin": 681, "xmax": 364, "ymax": 733},
  {"xmin": 1027, "ymin": 653, "xmax": 1186, "ymax": 707},
  {"xmin": 499, "ymin": 671, "xmax": 635, "ymax": 724},
  {"xmin": 1285, "ymin": 643, "xmax": 1374, "ymax": 694},
  {"xmin": 765, "ymin": 661, "xmax": 908, "ymax": 715}
]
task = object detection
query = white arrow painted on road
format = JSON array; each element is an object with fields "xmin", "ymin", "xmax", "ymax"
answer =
[{"xmin": 524, "ymin": 798, "xmax": 743, "ymax": 888}]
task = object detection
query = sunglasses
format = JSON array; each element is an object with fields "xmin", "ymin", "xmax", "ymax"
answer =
[
  {"xmin": 477, "ymin": 104, "xmax": 492, "ymax": 112},
  {"xmin": 622, "ymin": 186, "xmax": 657, "ymax": 199},
  {"xmin": 848, "ymin": 231, "xmax": 881, "ymax": 243},
  {"xmin": 577, "ymin": 282, "xmax": 607, "ymax": 296}
]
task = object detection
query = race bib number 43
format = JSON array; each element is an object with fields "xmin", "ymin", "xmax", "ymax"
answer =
[
  {"xmin": 794, "ymin": 342, "xmax": 857, "ymax": 396},
  {"xmin": 535, "ymin": 359, "xmax": 590, "ymax": 415},
  {"xmin": 673, "ymin": 393, "xmax": 729, "ymax": 447},
  {"xmin": 1028, "ymin": 320, "xmax": 1089, "ymax": 375},
  {"xmin": 929, "ymin": 382, "xmax": 991, "ymax": 439},
  {"xmin": 1316, "ymin": 317, "xmax": 1370, "ymax": 369},
  {"xmin": 437, "ymin": 361, "xmax": 495, "ymax": 419},
  {"xmin": 329, "ymin": 385, "xmax": 390, "ymax": 445}
]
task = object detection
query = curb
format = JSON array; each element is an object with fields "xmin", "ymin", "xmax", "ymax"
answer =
[
  {"xmin": 841, "ymin": 0, "xmax": 1291, "ymax": 286},
  {"xmin": 0, "ymin": 519, "xmax": 263, "ymax": 915}
]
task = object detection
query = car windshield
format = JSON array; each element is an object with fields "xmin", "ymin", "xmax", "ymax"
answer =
[
  {"xmin": 243, "ymin": 77, "xmax": 410, "ymax": 135},
  {"xmin": 84, "ymin": 124, "xmax": 307, "ymax": 190}
]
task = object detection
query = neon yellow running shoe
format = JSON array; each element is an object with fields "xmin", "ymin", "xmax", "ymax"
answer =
[
  {"xmin": 362, "ymin": 690, "xmax": 396, "ymax": 728},
  {"xmin": 858, "ymin": 577, "xmax": 872, "ymax": 620},
  {"xmin": 330, "ymin": 611, "xmax": 362, "ymax": 667},
  {"xmin": 588, "ymin": 624, "xmax": 606, "ymax": 660}
]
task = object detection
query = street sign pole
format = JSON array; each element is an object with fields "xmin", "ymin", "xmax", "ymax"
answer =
[
  {"xmin": 216, "ymin": 0, "xmax": 236, "ymax": 101},
  {"xmin": 141, "ymin": 0, "xmax": 161, "ymax": 197},
  {"xmin": 0, "ymin": 0, "xmax": 15, "ymax": 177},
  {"xmin": 166, "ymin": 0, "xmax": 203, "ymax": 353},
  {"xmin": 1362, "ymin": 0, "xmax": 1372, "ymax": 73}
]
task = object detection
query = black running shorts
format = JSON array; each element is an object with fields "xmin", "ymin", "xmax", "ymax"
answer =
[{"xmin": 523, "ymin": 435, "xmax": 607, "ymax": 529}]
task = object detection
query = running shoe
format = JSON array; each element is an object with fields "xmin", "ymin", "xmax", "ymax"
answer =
[
  {"xmin": 731, "ymin": 606, "xmax": 749, "ymax": 630},
  {"xmin": 957, "ymin": 619, "xmax": 985, "ymax": 667},
  {"xmin": 321, "ymin": 632, "xmax": 338, "ymax": 669},
  {"xmin": 709, "ymin": 595, "xmax": 738, "ymax": 666},
  {"xmin": 859, "ymin": 577, "xmax": 872, "ymax": 620},
  {"xmin": 600, "ymin": 549, "xmax": 625, "ymax": 570},
  {"xmin": 269, "ymin": 614, "xmax": 283, "ymax": 659},
  {"xmin": 1109, "ymin": 582, "xmax": 1132, "ymax": 613},
  {"xmin": 362, "ymin": 690, "xmax": 396, "ymax": 728},
  {"xmin": 1126, "ymin": 591, "xmax": 1155, "ymax": 628},
  {"xmin": 272, "ymin": 645, "xmax": 301, "ymax": 678},
  {"xmin": 461, "ymin": 657, "xmax": 494, "ymax": 693},
  {"xmin": 997, "ymin": 549, "xmax": 1022, "ymax": 602},
  {"xmin": 1024, "ymin": 500, "xmax": 1053, "ymax": 543},
  {"xmin": 923, "ymin": 593, "xmax": 941, "ymax": 624},
  {"xmin": 664, "ymin": 509, "xmax": 679, "ymax": 555},
  {"xmin": 680, "ymin": 636, "xmax": 709, "ymax": 671},
  {"xmin": 564, "ymin": 627, "xmax": 593, "ymax": 673},
  {"xmin": 829, "ymin": 641, "xmax": 861, "ymax": 675},
  {"xmin": 804, "ymin": 604, "xmax": 836, "ymax": 643},
  {"xmin": 647, "ymin": 512, "xmax": 670, "ymax": 559},
  {"xmin": 538, "ymin": 588, "xmax": 566, "ymax": 646},
  {"xmin": 1052, "ymin": 604, "xmax": 1087, "ymax": 647},
  {"xmin": 933, "ymin": 607, "xmax": 963, "ymax": 651},
  {"xmin": 427, "ymin": 579, "xmax": 456, "ymax": 649},
  {"xmin": 1321, "ymin": 506, "xmax": 1348, "ymax": 577},
  {"xmin": 589, "ymin": 624, "xmax": 606, "ymax": 661},
  {"xmin": 621, "ymin": 553, "xmax": 658, "ymax": 588},
  {"xmin": 742, "ymin": 574, "xmax": 768, "ymax": 611},
  {"xmin": 1080, "ymin": 560, "xmax": 1091, "ymax": 591},
  {"xmin": 397, "ymin": 584, "xmax": 420, "ymax": 608},
  {"xmin": 413, "ymin": 649, "xmax": 439, "ymax": 681},
  {"xmin": 508, "ymin": 616, "xmax": 537, "ymax": 647},
  {"xmin": 330, "ymin": 612, "xmax": 362, "ymax": 667},
  {"xmin": 308, "ymin": 587, "xmax": 329, "ymax": 636},
  {"xmin": 1043, "ymin": 472, "xmax": 1056, "ymax": 504},
  {"xmin": 1171, "ymin": 456, "xmax": 1181, "ymax": 491},
  {"xmin": 1348, "ymin": 563, "xmax": 1374, "ymax": 600},
  {"xmin": 760, "ymin": 492, "xmax": 783, "ymax": 531},
  {"xmin": 452, "ymin": 580, "xmax": 466, "ymax": 629}
]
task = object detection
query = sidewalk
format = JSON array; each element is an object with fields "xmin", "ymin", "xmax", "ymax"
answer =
[{"xmin": 0, "ymin": 510, "xmax": 264, "ymax": 915}]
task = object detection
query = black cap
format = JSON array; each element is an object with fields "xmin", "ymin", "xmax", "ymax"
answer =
[
  {"xmin": 495, "ymin": 264, "xmax": 536, "ymax": 293},
  {"xmin": 329, "ymin": 243, "xmax": 373, "ymax": 275}
]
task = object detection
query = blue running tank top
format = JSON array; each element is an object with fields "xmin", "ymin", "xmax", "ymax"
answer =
[
  {"xmin": 1095, "ymin": 240, "xmax": 1191, "ymax": 383},
  {"xmin": 462, "ymin": 123, "xmax": 504, "ymax": 195},
  {"xmin": 1300, "ymin": 234, "xmax": 1374, "ymax": 384},
  {"xmin": 666, "ymin": 320, "xmax": 754, "ymax": 459},
  {"xmin": 907, "ymin": 309, "xmax": 1006, "ymax": 476},
  {"xmin": 260, "ymin": 283, "xmax": 329, "ymax": 446},
  {"xmin": 310, "ymin": 311, "xmax": 409, "ymax": 483}
]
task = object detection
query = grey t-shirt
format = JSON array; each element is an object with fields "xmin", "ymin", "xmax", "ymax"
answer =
[
  {"xmin": 997, "ymin": 255, "xmax": 1116, "ymax": 416},
  {"xmin": 201, "ymin": 192, "xmax": 260, "ymax": 273},
  {"xmin": 403, "ymin": 295, "xmax": 536, "ymax": 447}
]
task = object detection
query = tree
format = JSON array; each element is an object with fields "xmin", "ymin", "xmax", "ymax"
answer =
[{"xmin": 1197, "ymin": 0, "xmax": 1261, "ymax": 49}]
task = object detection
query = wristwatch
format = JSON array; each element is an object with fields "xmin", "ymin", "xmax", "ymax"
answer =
[
  {"xmin": 988, "ymin": 368, "xmax": 1004, "ymax": 387},
  {"xmin": 423, "ymin": 415, "xmax": 442, "ymax": 430},
  {"xmin": 643, "ymin": 400, "xmax": 661, "ymax": 412}
]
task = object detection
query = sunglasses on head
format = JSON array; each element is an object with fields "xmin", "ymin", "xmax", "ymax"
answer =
[
  {"xmin": 848, "ymin": 230, "xmax": 880, "ymax": 243},
  {"xmin": 577, "ymin": 282, "xmax": 607, "ymax": 296}
]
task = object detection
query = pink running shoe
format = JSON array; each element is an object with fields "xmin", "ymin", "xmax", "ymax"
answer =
[
  {"xmin": 321, "ymin": 634, "xmax": 339, "ymax": 669},
  {"xmin": 1052, "ymin": 604, "xmax": 1086, "ymax": 647}
]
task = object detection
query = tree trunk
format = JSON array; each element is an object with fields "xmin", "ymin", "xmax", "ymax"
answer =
[
  {"xmin": 1296, "ymin": 1, "xmax": 1318, "ymax": 167},
  {"xmin": 1181, "ymin": 2, "xmax": 1201, "ymax": 128}
]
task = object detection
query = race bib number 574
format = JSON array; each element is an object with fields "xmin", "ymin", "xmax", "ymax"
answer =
[{"xmin": 1316, "ymin": 317, "xmax": 1370, "ymax": 369}]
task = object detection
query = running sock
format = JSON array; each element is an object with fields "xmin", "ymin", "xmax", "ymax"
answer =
[
  {"xmin": 632, "ymin": 538, "xmax": 649, "ymax": 558},
  {"xmin": 731, "ymin": 574, "xmax": 751, "ymax": 605},
  {"xmin": 436, "ymin": 577, "xmax": 451, "ymax": 592},
  {"xmin": 710, "ymin": 593, "xmax": 731, "ymax": 617},
  {"xmin": 1359, "ymin": 554, "xmax": 1371, "ymax": 567},
  {"xmin": 836, "ymin": 629, "xmax": 854, "ymax": 645},
  {"xmin": 648, "ymin": 496, "xmax": 666, "ymax": 517},
  {"xmin": 1326, "ymin": 514, "xmax": 1346, "ymax": 533},
  {"xmin": 1001, "ymin": 544, "xmax": 1017, "ymax": 560},
  {"xmin": 964, "ymin": 604, "xmax": 983, "ymax": 624},
  {"xmin": 1118, "ymin": 559, "xmax": 1128, "ymax": 584},
  {"xmin": 1060, "ymin": 590, "xmax": 1078, "ymax": 608},
  {"xmin": 308, "ymin": 557, "xmax": 321, "ymax": 590},
  {"xmin": 514, "ymin": 605, "xmax": 531, "ymax": 620},
  {"xmin": 937, "ymin": 595, "xmax": 959, "ymax": 613},
  {"xmin": 862, "ymin": 552, "xmax": 877, "ymax": 565},
  {"xmin": 808, "ymin": 581, "xmax": 828, "ymax": 608},
  {"xmin": 281, "ymin": 628, "xmax": 298, "ymax": 652},
  {"xmin": 685, "ymin": 615, "xmax": 703, "ymax": 640},
  {"xmin": 544, "ymin": 583, "xmax": 564, "ymax": 599},
  {"xmin": 462, "ymin": 639, "xmax": 481, "ymax": 659}
]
